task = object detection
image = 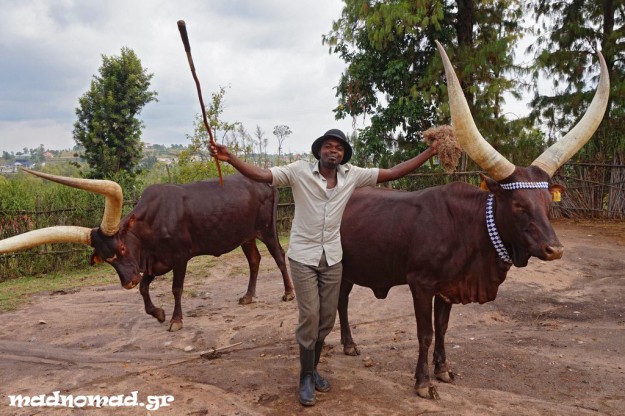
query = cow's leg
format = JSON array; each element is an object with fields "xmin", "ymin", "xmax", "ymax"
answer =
[
  {"xmin": 433, "ymin": 295, "xmax": 453, "ymax": 383},
  {"xmin": 409, "ymin": 285, "xmax": 437, "ymax": 399},
  {"xmin": 238, "ymin": 240, "xmax": 260, "ymax": 305},
  {"xmin": 259, "ymin": 234, "xmax": 295, "ymax": 302},
  {"xmin": 139, "ymin": 274, "xmax": 166, "ymax": 323},
  {"xmin": 168, "ymin": 263, "xmax": 187, "ymax": 332},
  {"xmin": 338, "ymin": 279, "xmax": 359, "ymax": 356}
]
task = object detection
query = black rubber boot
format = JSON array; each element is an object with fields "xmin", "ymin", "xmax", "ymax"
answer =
[
  {"xmin": 314, "ymin": 341, "xmax": 331, "ymax": 392},
  {"xmin": 299, "ymin": 345, "xmax": 316, "ymax": 406}
]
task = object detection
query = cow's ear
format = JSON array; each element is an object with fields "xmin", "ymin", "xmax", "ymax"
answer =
[
  {"xmin": 90, "ymin": 253, "xmax": 103, "ymax": 265},
  {"xmin": 479, "ymin": 173, "xmax": 501, "ymax": 193},
  {"xmin": 549, "ymin": 183, "xmax": 566, "ymax": 202},
  {"xmin": 119, "ymin": 214, "xmax": 136, "ymax": 237}
]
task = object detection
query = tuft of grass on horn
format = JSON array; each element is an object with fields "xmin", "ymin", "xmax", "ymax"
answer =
[{"xmin": 423, "ymin": 125, "xmax": 462, "ymax": 173}]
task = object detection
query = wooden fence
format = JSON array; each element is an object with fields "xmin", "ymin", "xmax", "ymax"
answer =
[
  {"xmin": 551, "ymin": 163, "xmax": 625, "ymax": 219},
  {"xmin": 2, "ymin": 164, "xmax": 624, "ymax": 281}
]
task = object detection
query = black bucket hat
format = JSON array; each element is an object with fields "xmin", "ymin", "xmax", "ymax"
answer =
[{"xmin": 311, "ymin": 129, "xmax": 353, "ymax": 164}]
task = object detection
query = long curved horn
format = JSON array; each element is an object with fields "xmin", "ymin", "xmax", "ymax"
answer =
[
  {"xmin": 436, "ymin": 40, "xmax": 516, "ymax": 181},
  {"xmin": 0, "ymin": 226, "xmax": 91, "ymax": 253},
  {"xmin": 531, "ymin": 52, "xmax": 610, "ymax": 177},
  {"xmin": 21, "ymin": 168, "xmax": 123, "ymax": 236}
]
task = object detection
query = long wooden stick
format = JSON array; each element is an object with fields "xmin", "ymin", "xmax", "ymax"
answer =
[
  {"xmin": 177, "ymin": 20, "xmax": 223, "ymax": 186},
  {"xmin": 199, "ymin": 342, "xmax": 243, "ymax": 359}
]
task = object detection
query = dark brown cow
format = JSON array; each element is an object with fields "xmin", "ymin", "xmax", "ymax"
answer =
[
  {"xmin": 0, "ymin": 173, "xmax": 295, "ymax": 331},
  {"xmin": 337, "ymin": 42, "xmax": 609, "ymax": 399}
]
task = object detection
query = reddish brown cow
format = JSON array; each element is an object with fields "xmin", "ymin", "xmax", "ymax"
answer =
[
  {"xmin": 337, "ymin": 42, "xmax": 610, "ymax": 399},
  {"xmin": 0, "ymin": 174, "xmax": 295, "ymax": 331}
]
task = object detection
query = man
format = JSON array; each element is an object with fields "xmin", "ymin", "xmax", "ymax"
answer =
[{"xmin": 210, "ymin": 129, "xmax": 437, "ymax": 406}]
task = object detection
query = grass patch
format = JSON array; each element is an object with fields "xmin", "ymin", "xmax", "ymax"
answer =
[{"xmin": 0, "ymin": 265, "xmax": 117, "ymax": 313}]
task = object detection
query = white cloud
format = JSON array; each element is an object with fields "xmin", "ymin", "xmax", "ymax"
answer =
[
  {"xmin": 0, "ymin": 119, "xmax": 73, "ymax": 153},
  {"xmin": 0, "ymin": 0, "xmax": 359, "ymax": 155}
]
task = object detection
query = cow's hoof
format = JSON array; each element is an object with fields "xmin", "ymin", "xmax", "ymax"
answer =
[
  {"xmin": 415, "ymin": 385, "xmax": 439, "ymax": 400},
  {"xmin": 282, "ymin": 291, "xmax": 295, "ymax": 302},
  {"xmin": 435, "ymin": 371, "xmax": 453, "ymax": 383},
  {"xmin": 238, "ymin": 295, "xmax": 254, "ymax": 305},
  {"xmin": 168, "ymin": 321, "xmax": 183, "ymax": 332},
  {"xmin": 153, "ymin": 308, "xmax": 166, "ymax": 323},
  {"xmin": 343, "ymin": 344, "xmax": 360, "ymax": 356}
]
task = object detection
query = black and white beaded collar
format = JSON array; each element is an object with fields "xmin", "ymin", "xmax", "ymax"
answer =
[
  {"xmin": 486, "ymin": 181, "xmax": 549, "ymax": 264},
  {"xmin": 499, "ymin": 181, "xmax": 548, "ymax": 190}
]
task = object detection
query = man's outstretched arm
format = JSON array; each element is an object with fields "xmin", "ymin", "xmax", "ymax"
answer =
[
  {"xmin": 210, "ymin": 143, "xmax": 273, "ymax": 183},
  {"xmin": 376, "ymin": 141, "xmax": 438, "ymax": 183}
]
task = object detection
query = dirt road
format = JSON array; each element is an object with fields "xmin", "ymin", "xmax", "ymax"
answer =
[{"xmin": 0, "ymin": 219, "xmax": 624, "ymax": 415}]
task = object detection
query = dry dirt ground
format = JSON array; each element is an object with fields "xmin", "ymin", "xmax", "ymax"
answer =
[{"xmin": 0, "ymin": 219, "xmax": 624, "ymax": 415}]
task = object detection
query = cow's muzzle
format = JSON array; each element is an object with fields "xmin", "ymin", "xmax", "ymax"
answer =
[
  {"xmin": 542, "ymin": 244, "xmax": 564, "ymax": 261},
  {"xmin": 122, "ymin": 274, "xmax": 142, "ymax": 289}
]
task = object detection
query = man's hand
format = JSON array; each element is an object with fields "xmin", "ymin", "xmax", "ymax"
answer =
[
  {"xmin": 429, "ymin": 139, "xmax": 439, "ymax": 155},
  {"xmin": 209, "ymin": 143, "xmax": 230, "ymax": 162}
]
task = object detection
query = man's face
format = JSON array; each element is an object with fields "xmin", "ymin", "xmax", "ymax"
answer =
[{"xmin": 319, "ymin": 138, "xmax": 345, "ymax": 166}]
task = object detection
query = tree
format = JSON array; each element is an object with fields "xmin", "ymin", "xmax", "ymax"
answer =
[
  {"xmin": 225, "ymin": 124, "xmax": 254, "ymax": 163},
  {"xmin": 273, "ymin": 125, "xmax": 292, "ymax": 164},
  {"xmin": 28, "ymin": 145, "xmax": 43, "ymax": 164},
  {"xmin": 254, "ymin": 125, "xmax": 269, "ymax": 168},
  {"xmin": 324, "ymin": 0, "xmax": 527, "ymax": 166},
  {"xmin": 2, "ymin": 151, "xmax": 13, "ymax": 162},
  {"xmin": 529, "ymin": 0, "xmax": 625, "ymax": 163},
  {"xmin": 73, "ymin": 47, "xmax": 158, "ymax": 179},
  {"xmin": 178, "ymin": 86, "xmax": 238, "ymax": 183}
]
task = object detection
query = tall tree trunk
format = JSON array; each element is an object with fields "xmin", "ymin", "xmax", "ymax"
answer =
[{"xmin": 601, "ymin": 0, "xmax": 614, "ymax": 119}]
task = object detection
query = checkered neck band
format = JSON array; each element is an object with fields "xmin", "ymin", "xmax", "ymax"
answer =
[
  {"xmin": 486, "ymin": 181, "xmax": 549, "ymax": 264},
  {"xmin": 486, "ymin": 194, "xmax": 512, "ymax": 263},
  {"xmin": 499, "ymin": 182, "xmax": 548, "ymax": 190}
]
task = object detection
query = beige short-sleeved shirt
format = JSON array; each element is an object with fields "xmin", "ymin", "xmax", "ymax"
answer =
[{"xmin": 270, "ymin": 160, "xmax": 379, "ymax": 267}]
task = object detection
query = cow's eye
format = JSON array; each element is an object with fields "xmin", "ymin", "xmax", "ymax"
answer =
[{"xmin": 512, "ymin": 201, "xmax": 527, "ymax": 214}]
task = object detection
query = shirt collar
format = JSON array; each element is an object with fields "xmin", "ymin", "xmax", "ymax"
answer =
[{"xmin": 312, "ymin": 161, "xmax": 350, "ymax": 176}]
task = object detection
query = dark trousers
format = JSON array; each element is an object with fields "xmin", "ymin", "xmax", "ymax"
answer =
[{"xmin": 288, "ymin": 252, "xmax": 342, "ymax": 349}]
